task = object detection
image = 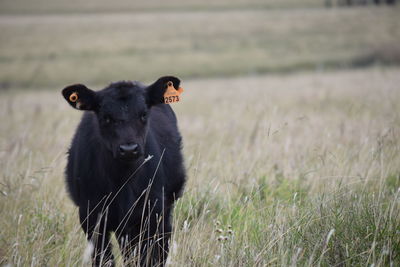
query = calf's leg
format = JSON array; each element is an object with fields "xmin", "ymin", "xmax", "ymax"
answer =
[{"xmin": 79, "ymin": 206, "xmax": 114, "ymax": 267}]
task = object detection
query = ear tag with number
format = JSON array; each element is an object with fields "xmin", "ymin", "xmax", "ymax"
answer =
[{"xmin": 164, "ymin": 81, "xmax": 183, "ymax": 104}]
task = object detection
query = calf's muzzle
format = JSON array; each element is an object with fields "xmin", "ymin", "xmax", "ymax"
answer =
[{"xmin": 118, "ymin": 143, "xmax": 140, "ymax": 159}]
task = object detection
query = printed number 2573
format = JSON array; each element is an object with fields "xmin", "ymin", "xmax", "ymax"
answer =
[{"xmin": 164, "ymin": 95, "xmax": 179, "ymax": 104}]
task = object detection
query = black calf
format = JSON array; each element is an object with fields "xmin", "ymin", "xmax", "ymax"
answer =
[{"xmin": 62, "ymin": 76, "xmax": 186, "ymax": 266}]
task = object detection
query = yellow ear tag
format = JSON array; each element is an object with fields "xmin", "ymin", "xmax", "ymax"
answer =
[
  {"xmin": 69, "ymin": 92, "xmax": 79, "ymax": 102},
  {"xmin": 163, "ymin": 81, "xmax": 183, "ymax": 104}
]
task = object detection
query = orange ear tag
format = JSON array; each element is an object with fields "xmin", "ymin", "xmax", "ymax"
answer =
[{"xmin": 163, "ymin": 81, "xmax": 183, "ymax": 104}]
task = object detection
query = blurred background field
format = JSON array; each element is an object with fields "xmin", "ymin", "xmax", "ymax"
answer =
[
  {"xmin": 0, "ymin": 0, "xmax": 327, "ymax": 14},
  {"xmin": 1, "ymin": 0, "xmax": 400, "ymax": 266},
  {"xmin": 1, "ymin": 0, "xmax": 400, "ymax": 89}
]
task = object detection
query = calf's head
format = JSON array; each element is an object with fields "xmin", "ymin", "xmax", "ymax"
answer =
[{"xmin": 62, "ymin": 76, "xmax": 180, "ymax": 162}]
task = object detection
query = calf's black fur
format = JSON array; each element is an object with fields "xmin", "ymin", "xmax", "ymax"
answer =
[{"xmin": 62, "ymin": 76, "xmax": 186, "ymax": 266}]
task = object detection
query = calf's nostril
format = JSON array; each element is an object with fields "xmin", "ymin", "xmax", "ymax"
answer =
[
  {"xmin": 119, "ymin": 143, "xmax": 139, "ymax": 154},
  {"xmin": 130, "ymin": 144, "xmax": 138, "ymax": 153}
]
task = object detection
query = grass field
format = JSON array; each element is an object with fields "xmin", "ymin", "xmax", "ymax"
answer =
[
  {"xmin": 1, "ymin": 67, "xmax": 399, "ymax": 266},
  {"xmin": 1, "ymin": 0, "xmax": 400, "ymax": 266},
  {"xmin": 1, "ymin": 5, "xmax": 399, "ymax": 89},
  {"xmin": 0, "ymin": 0, "xmax": 321, "ymax": 14}
]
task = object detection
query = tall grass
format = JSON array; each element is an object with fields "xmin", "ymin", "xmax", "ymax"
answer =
[{"xmin": 0, "ymin": 67, "xmax": 399, "ymax": 266}]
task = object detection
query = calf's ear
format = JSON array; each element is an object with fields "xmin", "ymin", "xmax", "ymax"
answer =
[
  {"xmin": 62, "ymin": 84, "xmax": 98, "ymax": 111},
  {"xmin": 146, "ymin": 76, "xmax": 181, "ymax": 106}
]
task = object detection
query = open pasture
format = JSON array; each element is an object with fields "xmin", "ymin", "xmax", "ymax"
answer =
[
  {"xmin": 0, "ymin": 5, "xmax": 399, "ymax": 89},
  {"xmin": 1, "ymin": 0, "xmax": 400, "ymax": 265},
  {"xmin": 1, "ymin": 67, "xmax": 399, "ymax": 265}
]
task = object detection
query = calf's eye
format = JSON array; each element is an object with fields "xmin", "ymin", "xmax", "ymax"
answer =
[
  {"xmin": 104, "ymin": 116, "xmax": 112, "ymax": 125},
  {"xmin": 140, "ymin": 113, "xmax": 147, "ymax": 123}
]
